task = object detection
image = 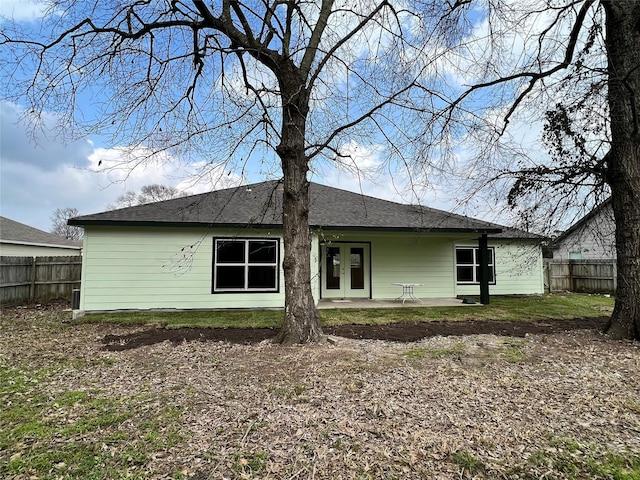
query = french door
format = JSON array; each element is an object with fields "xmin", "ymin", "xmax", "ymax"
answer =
[{"xmin": 321, "ymin": 243, "xmax": 370, "ymax": 299}]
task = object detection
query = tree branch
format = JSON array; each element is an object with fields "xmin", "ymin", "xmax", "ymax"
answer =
[
  {"xmin": 306, "ymin": 77, "xmax": 422, "ymax": 159},
  {"xmin": 299, "ymin": 0, "xmax": 333, "ymax": 78},
  {"xmin": 448, "ymin": 0, "xmax": 596, "ymax": 133},
  {"xmin": 192, "ymin": 0, "xmax": 280, "ymax": 72},
  {"xmin": 307, "ymin": 1, "xmax": 389, "ymax": 89}
]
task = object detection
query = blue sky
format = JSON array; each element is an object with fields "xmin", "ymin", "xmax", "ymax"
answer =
[
  {"xmin": 1, "ymin": 1, "xmax": 563, "ymax": 234},
  {"xmin": 0, "ymin": 1, "xmax": 469, "ymax": 232},
  {"xmin": 0, "ymin": 95, "xmax": 459, "ymax": 231}
]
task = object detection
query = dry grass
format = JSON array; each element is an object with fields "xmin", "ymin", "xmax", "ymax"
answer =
[{"xmin": 1, "ymin": 304, "xmax": 639, "ymax": 479}]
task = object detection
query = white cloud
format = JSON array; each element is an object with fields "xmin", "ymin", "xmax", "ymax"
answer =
[
  {"xmin": 0, "ymin": 102, "xmax": 94, "ymax": 171},
  {"xmin": 0, "ymin": 101, "xmax": 243, "ymax": 231},
  {"xmin": 173, "ymin": 161, "xmax": 244, "ymax": 194},
  {"xmin": 0, "ymin": 0, "xmax": 56, "ymax": 22},
  {"xmin": 335, "ymin": 140, "xmax": 382, "ymax": 172},
  {"xmin": 0, "ymin": 97, "xmax": 514, "ymax": 236},
  {"xmin": 310, "ymin": 139, "xmax": 454, "ymax": 213}
]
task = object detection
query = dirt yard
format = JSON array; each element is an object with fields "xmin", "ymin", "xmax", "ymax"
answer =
[
  {"xmin": 98, "ymin": 317, "xmax": 609, "ymax": 350},
  {"xmin": 1, "ymin": 302, "xmax": 639, "ymax": 479}
]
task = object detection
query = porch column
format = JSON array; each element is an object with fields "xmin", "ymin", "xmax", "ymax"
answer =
[{"xmin": 478, "ymin": 233, "xmax": 490, "ymax": 305}]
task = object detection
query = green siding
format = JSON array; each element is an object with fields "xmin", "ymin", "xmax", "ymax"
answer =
[
  {"xmin": 78, "ymin": 227, "xmax": 543, "ymax": 312},
  {"xmin": 317, "ymin": 232, "xmax": 544, "ymax": 300},
  {"xmin": 79, "ymin": 227, "xmax": 286, "ymax": 311},
  {"xmin": 454, "ymin": 240, "xmax": 544, "ymax": 296},
  {"xmin": 316, "ymin": 232, "xmax": 475, "ymax": 300},
  {"xmin": 370, "ymin": 234, "xmax": 457, "ymax": 299},
  {"xmin": 310, "ymin": 236, "xmax": 320, "ymax": 300}
]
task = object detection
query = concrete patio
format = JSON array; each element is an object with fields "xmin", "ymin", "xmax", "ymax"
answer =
[{"xmin": 317, "ymin": 297, "xmax": 482, "ymax": 309}]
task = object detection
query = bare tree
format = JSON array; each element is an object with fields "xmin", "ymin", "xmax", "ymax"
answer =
[
  {"xmin": 4, "ymin": 1, "xmax": 638, "ymax": 341},
  {"xmin": 412, "ymin": 1, "xmax": 638, "ymax": 340},
  {"xmin": 107, "ymin": 184, "xmax": 190, "ymax": 210},
  {"xmin": 51, "ymin": 207, "xmax": 83, "ymax": 240},
  {"xmin": 2, "ymin": 1, "xmax": 458, "ymax": 344}
]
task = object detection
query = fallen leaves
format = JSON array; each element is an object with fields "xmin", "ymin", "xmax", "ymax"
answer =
[{"xmin": 1, "ymin": 307, "xmax": 639, "ymax": 479}]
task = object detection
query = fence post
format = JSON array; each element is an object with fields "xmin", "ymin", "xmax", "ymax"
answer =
[
  {"xmin": 612, "ymin": 260, "xmax": 617, "ymax": 292},
  {"xmin": 29, "ymin": 257, "xmax": 37, "ymax": 301},
  {"xmin": 568, "ymin": 260, "xmax": 573, "ymax": 292}
]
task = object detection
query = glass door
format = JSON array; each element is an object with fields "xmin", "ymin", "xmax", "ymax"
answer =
[
  {"xmin": 349, "ymin": 247, "xmax": 365, "ymax": 290},
  {"xmin": 326, "ymin": 247, "xmax": 341, "ymax": 291},
  {"xmin": 321, "ymin": 243, "xmax": 370, "ymax": 298}
]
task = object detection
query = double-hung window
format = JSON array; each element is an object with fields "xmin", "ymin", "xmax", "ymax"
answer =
[
  {"xmin": 455, "ymin": 247, "xmax": 495, "ymax": 284},
  {"xmin": 213, "ymin": 238, "xmax": 279, "ymax": 292}
]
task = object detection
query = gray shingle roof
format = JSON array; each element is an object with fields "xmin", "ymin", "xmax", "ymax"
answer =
[
  {"xmin": 0, "ymin": 216, "xmax": 82, "ymax": 248},
  {"xmin": 68, "ymin": 180, "xmax": 537, "ymax": 237}
]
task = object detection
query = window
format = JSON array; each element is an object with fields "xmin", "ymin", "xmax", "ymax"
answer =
[
  {"xmin": 213, "ymin": 238, "xmax": 279, "ymax": 292},
  {"xmin": 455, "ymin": 247, "xmax": 495, "ymax": 284}
]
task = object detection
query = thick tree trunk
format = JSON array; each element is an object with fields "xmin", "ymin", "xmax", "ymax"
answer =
[
  {"xmin": 272, "ymin": 79, "xmax": 324, "ymax": 344},
  {"xmin": 603, "ymin": 1, "xmax": 640, "ymax": 340}
]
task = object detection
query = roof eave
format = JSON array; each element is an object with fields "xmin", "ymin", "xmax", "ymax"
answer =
[
  {"xmin": 310, "ymin": 225, "xmax": 503, "ymax": 234},
  {"xmin": 69, "ymin": 220, "xmax": 503, "ymax": 235},
  {"xmin": 0, "ymin": 239, "xmax": 82, "ymax": 249},
  {"xmin": 68, "ymin": 219, "xmax": 283, "ymax": 229}
]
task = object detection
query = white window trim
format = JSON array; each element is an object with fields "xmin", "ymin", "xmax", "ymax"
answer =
[
  {"xmin": 455, "ymin": 246, "xmax": 496, "ymax": 285},
  {"xmin": 213, "ymin": 238, "xmax": 280, "ymax": 293}
]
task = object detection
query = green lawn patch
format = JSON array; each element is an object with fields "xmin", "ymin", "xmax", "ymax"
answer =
[
  {"xmin": 0, "ymin": 364, "xmax": 185, "ymax": 479},
  {"xmin": 76, "ymin": 308, "xmax": 284, "ymax": 329},
  {"xmin": 322, "ymin": 293, "xmax": 613, "ymax": 325},
  {"xmin": 513, "ymin": 437, "xmax": 640, "ymax": 480},
  {"xmin": 75, "ymin": 293, "xmax": 613, "ymax": 329}
]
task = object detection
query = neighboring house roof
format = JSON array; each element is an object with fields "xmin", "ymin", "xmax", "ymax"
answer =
[
  {"xmin": 0, "ymin": 216, "xmax": 82, "ymax": 249},
  {"xmin": 551, "ymin": 199, "xmax": 612, "ymax": 247},
  {"xmin": 69, "ymin": 180, "xmax": 539, "ymax": 237}
]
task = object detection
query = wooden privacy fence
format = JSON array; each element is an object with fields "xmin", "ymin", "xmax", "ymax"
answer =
[
  {"xmin": 544, "ymin": 259, "xmax": 616, "ymax": 294},
  {"xmin": 0, "ymin": 256, "xmax": 82, "ymax": 306}
]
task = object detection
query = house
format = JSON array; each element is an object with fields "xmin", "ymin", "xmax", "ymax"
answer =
[
  {"xmin": 68, "ymin": 180, "xmax": 544, "ymax": 313},
  {"xmin": 0, "ymin": 216, "xmax": 82, "ymax": 257},
  {"xmin": 551, "ymin": 200, "xmax": 615, "ymax": 260}
]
